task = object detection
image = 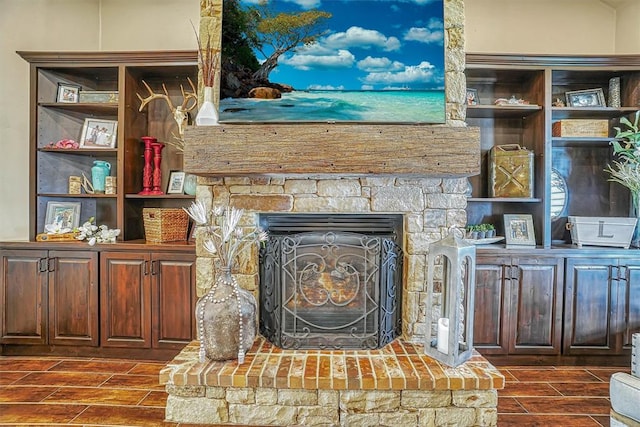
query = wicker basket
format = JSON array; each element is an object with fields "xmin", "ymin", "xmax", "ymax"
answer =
[{"xmin": 143, "ymin": 208, "xmax": 189, "ymax": 243}]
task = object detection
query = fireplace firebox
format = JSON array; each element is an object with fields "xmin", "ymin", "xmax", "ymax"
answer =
[{"xmin": 259, "ymin": 214, "xmax": 403, "ymax": 350}]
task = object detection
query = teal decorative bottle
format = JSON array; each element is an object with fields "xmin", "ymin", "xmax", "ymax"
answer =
[
  {"xmin": 91, "ymin": 160, "xmax": 111, "ymax": 194},
  {"xmin": 184, "ymin": 174, "xmax": 197, "ymax": 196}
]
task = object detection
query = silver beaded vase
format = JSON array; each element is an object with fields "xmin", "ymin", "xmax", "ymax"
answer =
[{"xmin": 196, "ymin": 268, "xmax": 257, "ymax": 363}]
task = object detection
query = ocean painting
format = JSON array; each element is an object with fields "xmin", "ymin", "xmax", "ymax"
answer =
[{"xmin": 219, "ymin": 0, "xmax": 445, "ymax": 123}]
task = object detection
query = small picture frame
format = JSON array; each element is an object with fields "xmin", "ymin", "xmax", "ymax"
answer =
[
  {"xmin": 466, "ymin": 88, "xmax": 479, "ymax": 106},
  {"xmin": 565, "ymin": 88, "xmax": 606, "ymax": 107},
  {"xmin": 56, "ymin": 83, "xmax": 81, "ymax": 103},
  {"xmin": 80, "ymin": 118, "xmax": 118, "ymax": 148},
  {"xmin": 504, "ymin": 214, "xmax": 536, "ymax": 247},
  {"xmin": 45, "ymin": 201, "xmax": 81, "ymax": 232},
  {"xmin": 167, "ymin": 171, "xmax": 186, "ymax": 194}
]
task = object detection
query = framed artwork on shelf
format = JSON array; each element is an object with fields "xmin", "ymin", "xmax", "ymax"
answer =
[
  {"xmin": 167, "ymin": 171, "xmax": 186, "ymax": 194},
  {"xmin": 44, "ymin": 201, "xmax": 81, "ymax": 232},
  {"xmin": 565, "ymin": 88, "xmax": 606, "ymax": 107},
  {"xmin": 80, "ymin": 118, "xmax": 118, "ymax": 148},
  {"xmin": 466, "ymin": 88, "xmax": 478, "ymax": 105},
  {"xmin": 56, "ymin": 83, "xmax": 81, "ymax": 103},
  {"xmin": 504, "ymin": 214, "xmax": 536, "ymax": 247}
]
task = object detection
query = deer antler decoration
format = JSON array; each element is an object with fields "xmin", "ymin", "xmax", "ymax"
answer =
[{"xmin": 136, "ymin": 77, "xmax": 198, "ymax": 145}]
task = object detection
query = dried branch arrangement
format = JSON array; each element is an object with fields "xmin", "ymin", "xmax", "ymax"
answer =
[{"xmin": 192, "ymin": 21, "xmax": 220, "ymax": 87}]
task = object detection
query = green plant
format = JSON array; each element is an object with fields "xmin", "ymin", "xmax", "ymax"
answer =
[{"xmin": 605, "ymin": 111, "xmax": 640, "ymax": 207}]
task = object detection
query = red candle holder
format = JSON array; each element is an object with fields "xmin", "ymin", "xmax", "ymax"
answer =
[
  {"xmin": 138, "ymin": 136, "xmax": 157, "ymax": 195},
  {"xmin": 149, "ymin": 141, "xmax": 166, "ymax": 195}
]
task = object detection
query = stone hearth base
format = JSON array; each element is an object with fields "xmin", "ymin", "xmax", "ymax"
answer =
[{"xmin": 160, "ymin": 338, "xmax": 504, "ymax": 426}]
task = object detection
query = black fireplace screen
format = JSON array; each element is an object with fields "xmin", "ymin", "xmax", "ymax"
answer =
[{"xmin": 259, "ymin": 214, "xmax": 403, "ymax": 350}]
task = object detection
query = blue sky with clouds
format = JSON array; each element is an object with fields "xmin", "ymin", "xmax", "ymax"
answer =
[{"xmin": 240, "ymin": 0, "xmax": 444, "ymax": 91}]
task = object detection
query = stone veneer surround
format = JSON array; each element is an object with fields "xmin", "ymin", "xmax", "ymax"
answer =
[{"xmin": 192, "ymin": 175, "xmax": 470, "ymax": 344}]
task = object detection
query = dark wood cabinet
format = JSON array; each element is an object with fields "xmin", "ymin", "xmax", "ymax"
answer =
[
  {"xmin": 100, "ymin": 250, "xmax": 195, "ymax": 350},
  {"xmin": 474, "ymin": 254, "xmax": 563, "ymax": 356},
  {"xmin": 564, "ymin": 257, "xmax": 640, "ymax": 355},
  {"xmin": 623, "ymin": 260, "xmax": 640, "ymax": 348},
  {"xmin": 0, "ymin": 249, "xmax": 98, "ymax": 346},
  {"xmin": 474, "ymin": 255, "xmax": 509, "ymax": 354},
  {"xmin": 153, "ymin": 254, "xmax": 196, "ymax": 349}
]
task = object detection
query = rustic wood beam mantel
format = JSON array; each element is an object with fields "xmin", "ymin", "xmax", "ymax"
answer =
[{"xmin": 183, "ymin": 123, "xmax": 480, "ymax": 178}]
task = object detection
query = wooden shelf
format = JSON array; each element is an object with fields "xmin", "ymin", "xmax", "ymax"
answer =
[
  {"xmin": 125, "ymin": 194, "xmax": 195, "ymax": 199},
  {"xmin": 551, "ymin": 106, "xmax": 637, "ymax": 119},
  {"xmin": 38, "ymin": 193, "xmax": 117, "ymax": 198},
  {"xmin": 551, "ymin": 137, "xmax": 613, "ymax": 147},
  {"xmin": 467, "ymin": 104, "xmax": 542, "ymax": 119},
  {"xmin": 467, "ymin": 197, "xmax": 542, "ymax": 203},
  {"xmin": 39, "ymin": 147, "xmax": 118, "ymax": 155},
  {"xmin": 39, "ymin": 102, "xmax": 118, "ymax": 115}
]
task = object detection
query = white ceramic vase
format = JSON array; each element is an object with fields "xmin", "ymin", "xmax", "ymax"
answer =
[{"xmin": 195, "ymin": 86, "xmax": 219, "ymax": 126}]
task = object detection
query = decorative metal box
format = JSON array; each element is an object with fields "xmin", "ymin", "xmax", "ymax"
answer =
[
  {"xmin": 78, "ymin": 90, "xmax": 119, "ymax": 103},
  {"xmin": 567, "ymin": 216, "xmax": 637, "ymax": 249},
  {"xmin": 551, "ymin": 119, "xmax": 609, "ymax": 137},
  {"xmin": 489, "ymin": 144, "xmax": 534, "ymax": 198}
]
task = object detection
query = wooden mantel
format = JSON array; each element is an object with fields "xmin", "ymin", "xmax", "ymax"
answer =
[{"xmin": 183, "ymin": 123, "xmax": 480, "ymax": 177}]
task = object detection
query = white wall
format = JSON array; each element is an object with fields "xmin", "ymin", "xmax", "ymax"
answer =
[
  {"xmin": 465, "ymin": 0, "xmax": 617, "ymax": 54},
  {"xmin": 0, "ymin": 0, "xmax": 637, "ymax": 240},
  {"xmin": 613, "ymin": 0, "xmax": 640, "ymax": 53}
]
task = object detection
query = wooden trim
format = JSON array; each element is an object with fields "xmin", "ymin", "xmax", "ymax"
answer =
[
  {"xmin": 16, "ymin": 50, "xmax": 197, "ymax": 66},
  {"xmin": 466, "ymin": 53, "xmax": 640, "ymax": 68}
]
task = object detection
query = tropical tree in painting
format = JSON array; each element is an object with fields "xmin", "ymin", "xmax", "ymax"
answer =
[
  {"xmin": 222, "ymin": 0, "xmax": 260, "ymax": 73},
  {"xmin": 246, "ymin": 3, "xmax": 332, "ymax": 83}
]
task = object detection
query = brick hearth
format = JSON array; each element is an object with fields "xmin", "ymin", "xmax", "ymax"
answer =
[{"xmin": 161, "ymin": 337, "xmax": 503, "ymax": 426}]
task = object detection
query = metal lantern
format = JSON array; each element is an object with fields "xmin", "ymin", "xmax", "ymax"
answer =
[{"xmin": 424, "ymin": 232, "xmax": 476, "ymax": 367}]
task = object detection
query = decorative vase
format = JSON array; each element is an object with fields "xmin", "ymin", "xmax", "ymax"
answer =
[
  {"xmin": 196, "ymin": 267, "xmax": 257, "ymax": 363},
  {"xmin": 91, "ymin": 160, "xmax": 111, "ymax": 194},
  {"xmin": 195, "ymin": 86, "xmax": 219, "ymax": 126},
  {"xmin": 183, "ymin": 174, "xmax": 197, "ymax": 196},
  {"xmin": 632, "ymin": 193, "xmax": 640, "ymax": 249}
]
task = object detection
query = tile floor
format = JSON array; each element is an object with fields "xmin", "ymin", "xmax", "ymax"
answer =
[{"xmin": 0, "ymin": 355, "xmax": 626, "ymax": 426}]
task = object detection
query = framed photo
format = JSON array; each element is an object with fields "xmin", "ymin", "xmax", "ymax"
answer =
[
  {"xmin": 504, "ymin": 214, "xmax": 536, "ymax": 247},
  {"xmin": 56, "ymin": 83, "xmax": 81, "ymax": 103},
  {"xmin": 466, "ymin": 88, "xmax": 479, "ymax": 105},
  {"xmin": 45, "ymin": 201, "xmax": 81, "ymax": 232},
  {"xmin": 80, "ymin": 118, "xmax": 118, "ymax": 148},
  {"xmin": 565, "ymin": 88, "xmax": 606, "ymax": 107},
  {"xmin": 167, "ymin": 171, "xmax": 186, "ymax": 194}
]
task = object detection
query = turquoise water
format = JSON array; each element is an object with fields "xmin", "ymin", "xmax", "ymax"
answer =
[{"xmin": 219, "ymin": 90, "xmax": 445, "ymax": 123}]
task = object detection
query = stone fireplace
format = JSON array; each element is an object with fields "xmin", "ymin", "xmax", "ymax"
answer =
[
  {"xmin": 160, "ymin": 173, "xmax": 505, "ymax": 426},
  {"xmin": 160, "ymin": 0, "xmax": 504, "ymax": 425}
]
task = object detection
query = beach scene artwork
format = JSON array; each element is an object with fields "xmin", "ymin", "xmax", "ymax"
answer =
[{"xmin": 219, "ymin": 0, "xmax": 445, "ymax": 123}]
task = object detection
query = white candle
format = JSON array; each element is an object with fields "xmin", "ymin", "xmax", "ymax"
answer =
[{"xmin": 437, "ymin": 317, "xmax": 449, "ymax": 354}]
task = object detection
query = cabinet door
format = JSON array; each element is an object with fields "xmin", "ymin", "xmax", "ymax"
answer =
[
  {"xmin": 152, "ymin": 253, "xmax": 195, "ymax": 349},
  {"xmin": 564, "ymin": 257, "xmax": 618, "ymax": 355},
  {"xmin": 473, "ymin": 256, "xmax": 510, "ymax": 354},
  {"xmin": 0, "ymin": 249, "xmax": 48, "ymax": 345},
  {"xmin": 509, "ymin": 257, "xmax": 563, "ymax": 355},
  {"xmin": 100, "ymin": 252, "xmax": 152, "ymax": 348},
  {"xmin": 48, "ymin": 250, "xmax": 99, "ymax": 346},
  {"xmin": 621, "ymin": 259, "xmax": 640, "ymax": 348}
]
